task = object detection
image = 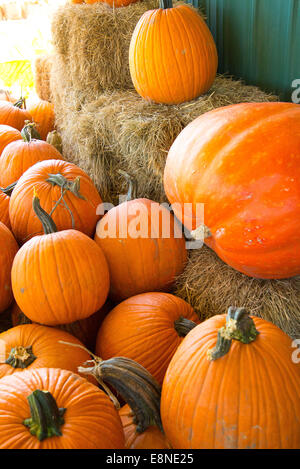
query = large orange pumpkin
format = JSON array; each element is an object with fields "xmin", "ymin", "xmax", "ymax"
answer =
[
  {"xmin": 119, "ymin": 404, "xmax": 171, "ymax": 449},
  {"xmin": 96, "ymin": 292, "xmax": 199, "ymax": 384},
  {"xmin": 0, "ymin": 98, "xmax": 32, "ymax": 131},
  {"xmin": 0, "ymin": 122, "xmax": 63, "ymax": 188},
  {"xmin": 164, "ymin": 102, "xmax": 300, "ymax": 279},
  {"xmin": 0, "ymin": 124, "xmax": 21, "ymax": 156},
  {"xmin": 9, "ymin": 159, "xmax": 102, "ymax": 244},
  {"xmin": 0, "ymin": 367, "xmax": 125, "ymax": 449},
  {"xmin": 0, "ymin": 222, "xmax": 18, "ymax": 313},
  {"xmin": 161, "ymin": 307, "xmax": 300, "ymax": 449},
  {"xmin": 0, "ymin": 324, "xmax": 97, "ymax": 383},
  {"xmin": 11, "ymin": 193, "xmax": 110, "ymax": 325},
  {"xmin": 26, "ymin": 99, "xmax": 55, "ymax": 141},
  {"xmin": 129, "ymin": 0, "xmax": 218, "ymax": 104}
]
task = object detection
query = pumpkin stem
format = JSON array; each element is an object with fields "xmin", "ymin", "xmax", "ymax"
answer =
[
  {"xmin": 190, "ymin": 224, "xmax": 212, "ymax": 241},
  {"xmin": 23, "ymin": 390, "xmax": 66, "ymax": 441},
  {"xmin": 21, "ymin": 121, "xmax": 42, "ymax": 143},
  {"xmin": 5, "ymin": 345, "xmax": 37, "ymax": 369},
  {"xmin": 207, "ymin": 307, "xmax": 260, "ymax": 361},
  {"xmin": 33, "ymin": 191, "xmax": 58, "ymax": 235},
  {"xmin": 46, "ymin": 130, "xmax": 63, "ymax": 154},
  {"xmin": 159, "ymin": 0, "xmax": 173, "ymax": 8},
  {"xmin": 13, "ymin": 97, "xmax": 26, "ymax": 109},
  {"xmin": 118, "ymin": 170, "xmax": 138, "ymax": 201},
  {"xmin": 0, "ymin": 181, "xmax": 17, "ymax": 196},
  {"xmin": 174, "ymin": 316, "xmax": 197, "ymax": 337}
]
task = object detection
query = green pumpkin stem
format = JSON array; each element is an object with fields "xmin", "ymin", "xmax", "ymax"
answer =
[
  {"xmin": 118, "ymin": 170, "xmax": 138, "ymax": 201},
  {"xmin": 174, "ymin": 316, "xmax": 197, "ymax": 337},
  {"xmin": 0, "ymin": 181, "xmax": 17, "ymax": 196},
  {"xmin": 5, "ymin": 345, "xmax": 36, "ymax": 369},
  {"xmin": 46, "ymin": 130, "xmax": 63, "ymax": 154},
  {"xmin": 159, "ymin": 0, "xmax": 173, "ymax": 9},
  {"xmin": 23, "ymin": 390, "xmax": 66, "ymax": 441},
  {"xmin": 33, "ymin": 192, "xmax": 58, "ymax": 235},
  {"xmin": 207, "ymin": 307, "xmax": 260, "ymax": 361},
  {"xmin": 21, "ymin": 121, "xmax": 42, "ymax": 143},
  {"xmin": 13, "ymin": 97, "xmax": 26, "ymax": 109}
]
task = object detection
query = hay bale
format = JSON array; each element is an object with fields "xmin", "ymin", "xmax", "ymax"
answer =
[
  {"xmin": 174, "ymin": 245, "xmax": 300, "ymax": 340},
  {"xmin": 56, "ymin": 76, "xmax": 278, "ymax": 204},
  {"xmin": 50, "ymin": 0, "xmax": 159, "ymax": 105},
  {"xmin": 34, "ymin": 54, "xmax": 53, "ymax": 102}
]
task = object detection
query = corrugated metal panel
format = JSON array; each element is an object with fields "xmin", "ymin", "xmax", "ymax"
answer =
[{"xmin": 193, "ymin": 0, "xmax": 300, "ymax": 101}]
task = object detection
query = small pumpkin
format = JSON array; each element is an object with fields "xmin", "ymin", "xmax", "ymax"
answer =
[
  {"xmin": 164, "ymin": 102, "xmax": 300, "ymax": 279},
  {"xmin": 129, "ymin": 0, "xmax": 218, "ymax": 104},
  {"xmin": 119, "ymin": 404, "xmax": 171, "ymax": 449},
  {"xmin": 0, "ymin": 98, "xmax": 32, "ymax": 131},
  {"xmin": 0, "ymin": 122, "xmax": 63, "ymax": 188},
  {"xmin": 0, "ymin": 324, "xmax": 97, "ymax": 383},
  {"xmin": 96, "ymin": 292, "xmax": 199, "ymax": 384},
  {"xmin": 26, "ymin": 99, "xmax": 55, "ymax": 140},
  {"xmin": 9, "ymin": 159, "xmax": 102, "ymax": 244},
  {"xmin": 0, "ymin": 124, "xmax": 21, "ymax": 156},
  {"xmin": 0, "ymin": 222, "xmax": 18, "ymax": 313},
  {"xmin": 161, "ymin": 307, "xmax": 300, "ymax": 449},
  {"xmin": 11, "ymin": 193, "xmax": 110, "ymax": 325},
  {"xmin": 94, "ymin": 172, "xmax": 187, "ymax": 301}
]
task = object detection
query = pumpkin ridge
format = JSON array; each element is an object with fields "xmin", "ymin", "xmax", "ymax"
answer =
[{"xmin": 51, "ymin": 234, "xmax": 74, "ymax": 322}]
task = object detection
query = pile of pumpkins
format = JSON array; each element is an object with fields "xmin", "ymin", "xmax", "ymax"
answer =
[{"xmin": 0, "ymin": 0, "xmax": 300, "ymax": 450}]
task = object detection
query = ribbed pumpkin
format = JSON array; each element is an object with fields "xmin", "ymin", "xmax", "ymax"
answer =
[
  {"xmin": 9, "ymin": 159, "xmax": 102, "ymax": 244},
  {"xmin": 26, "ymin": 99, "xmax": 55, "ymax": 141},
  {"xmin": 0, "ymin": 124, "xmax": 21, "ymax": 156},
  {"xmin": 0, "ymin": 98, "xmax": 32, "ymax": 131},
  {"xmin": 161, "ymin": 307, "xmax": 300, "ymax": 449},
  {"xmin": 0, "ymin": 368, "xmax": 125, "ymax": 449},
  {"xmin": 11, "ymin": 301, "xmax": 112, "ymax": 351},
  {"xmin": 96, "ymin": 292, "xmax": 199, "ymax": 384},
  {"xmin": 119, "ymin": 404, "xmax": 171, "ymax": 449},
  {"xmin": 0, "ymin": 122, "xmax": 63, "ymax": 188},
  {"xmin": 0, "ymin": 222, "xmax": 18, "ymax": 313},
  {"xmin": 129, "ymin": 0, "xmax": 218, "ymax": 104},
  {"xmin": 164, "ymin": 102, "xmax": 300, "ymax": 279},
  {"xmin": 94, "ymin": 174, "xmax": 187, "ymax": 301},
  {"xmin": 0, "ymin": 324, "xmax": 97, "ymax": 383},
  {"xmin": 11, "ymin": 193, "xmax": 110, "ymax": 325}
]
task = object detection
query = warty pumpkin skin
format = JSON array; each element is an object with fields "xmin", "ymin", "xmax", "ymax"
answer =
[
  {"xmin": 0, "ymin": 367, "xmax": 125, "ymax": 449},
  {"xmin": 129, "ymin": 1, "xmax": 218, "ymax": 105},
  {"xmin": 11, "ymin": 194, "xmax": 110, "ymax": 326},
  {"xmin": 164, "ymin": 102, "xmax": 300, "ymax": 279},
  {"xmin": 161, "ymin": 308, "xmax": 300, "ymax": 449},
  {"xmin": 0, "ymin": 124, "xmax": 21, "ymax": 156},
  {"xmin": 26, "ymin": 99, "xmax": 55, "ymax": 141},
  {"xmin": 95, "ymin": 198, "xmax": 187, "ymax": 301},
  {"xmin": 119, "ymin": 404, "xmax": 171, "ymax": 449},
  {"xmin": 9, "ymin": 158, "xmax": 103, "ymax": 244},
  {"xmin": 96, "ymin": 292, "xmax": 199, "ymax": 384},
  {"xmin": 0, "ymin": 99, "xmax": 32, "ymax": 131},
  {"xmin": 0, "ymin": 324, "xmax": 97, "ymax": 384},
  {"xmin": 0, "ymin": 124, "xmax": 63, "ymax": 188},
  {"xmin": 0, "ymin": 222, "xmax": 18, "ymax": 313}
]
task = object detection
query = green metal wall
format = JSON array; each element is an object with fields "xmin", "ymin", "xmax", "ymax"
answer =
[{"xmin": 191, "ymin": 0, "xmax": 300, "ymax": 101}]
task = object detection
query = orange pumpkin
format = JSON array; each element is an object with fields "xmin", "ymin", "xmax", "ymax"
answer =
[
  {"xmin": 96, "ymin": 292, "xmax": 199, "ymax": 384},
  {"xmin": 26, "ymin": 99, "xmax": 55, "ymax": 141},
  {"xmin": 0, "ymin": 324, "xmax": 97, "ymax": 384},
  {"xmin": 84, "ymin": 0, "xmax": 139, "ymax": 5},
  {"xmin": 164, "ymin": 102, "xmax": 300, "ymax": 279},
  {"xmin": 0, "ymin": 223, "xmax": 18, "ymax": 313},
  {"xmin": 11, "ymin": 193, "xmax": 110, "ymax": 326},
  {"xmin": 0, "ymin": 124, "xmax": 21, "ymax": 156},
  {"xmin": 0, "ymin": 368, "xmax": 125, "ymax": 449},
  {"xmin": 120, "ymin": 404, "xmax": 171, "ymax": 449},
  {"xmin": 10, "ymin": 159, "xmax": 102, "ymax": 244},
  {"xmin": 94, "ymin": 175, "xmax": 187, "ymax": 301},
  {"xmin": 129, "ymin": 0, "xmax": 218, "ymax": 104},
  {"xmin": 0, "ymin": 98, "xmax": 32, "ymax": 131},
  {"xmin": 0, "ymin": 122, "xmax": 63, "ymax": 188},
  {"xmin": 161, "ymin": 307, "xmax": 300, "ymax": 449}
]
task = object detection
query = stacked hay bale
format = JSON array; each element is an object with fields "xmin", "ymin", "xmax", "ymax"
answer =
[{"xmin": 50, "ymin": 2, "xmax": 300, "ymax": 341}]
